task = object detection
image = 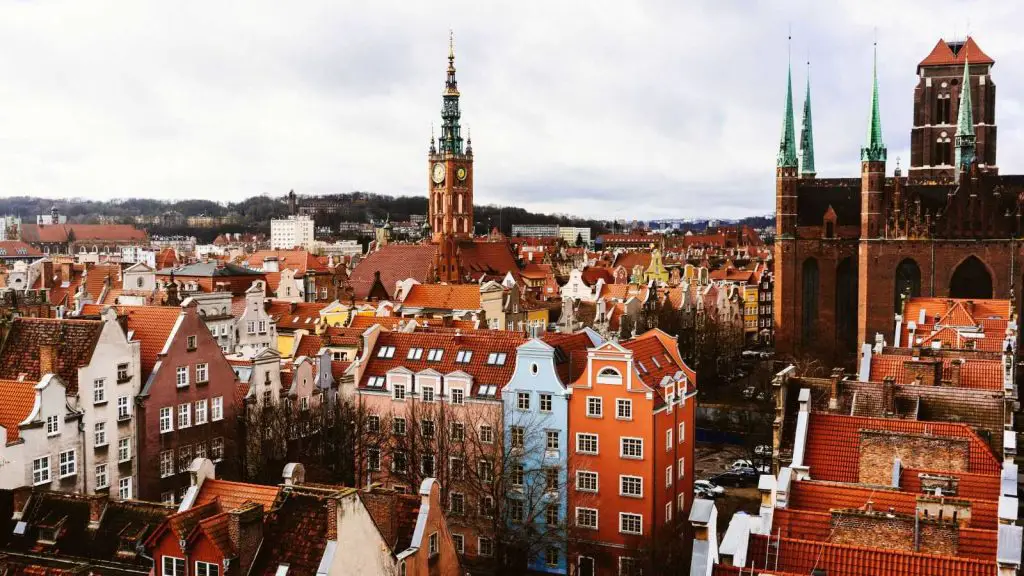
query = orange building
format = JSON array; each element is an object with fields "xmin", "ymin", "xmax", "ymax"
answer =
[{"xmin": 567, "ymin": 329, "xmax": 697, "ymax": 574}]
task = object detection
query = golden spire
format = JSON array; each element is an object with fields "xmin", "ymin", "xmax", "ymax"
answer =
[{"xmin": 448, "ymin": 29, "xmax": 455, "ymax": 69}]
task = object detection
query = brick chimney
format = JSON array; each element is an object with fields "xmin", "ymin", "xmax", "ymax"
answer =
[
  {"xmin": 903, "ymin": 358, "xmax": 942, "ymax": 386},
  {"xmin": 882, "ymin": 377, "xmax": 896, "ymax": 417},
  {"xmin": 948, "ymin": 359, "xmax": 962, "ymax": 387},
  {"xmin": 59, "ymin": 263, "xmax": 72, "ymax": 285},
  {"xmin": 39, "ymin": 345, "xmax": 56, "ymax": 375},
  {"xmin": 828, "ymin": 367, "xmax": 843, "ymax": 410},
  {"xmin": 228, "ymin": 503, "xmax": 264, "ymax": 576},
  {"xmin": 41, "ymin": 260, "xmax": 54, "ymax": 289}
]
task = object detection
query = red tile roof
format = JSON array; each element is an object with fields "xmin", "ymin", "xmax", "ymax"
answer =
[
  {"xmin": 457, "ymin": 240, "xmax": 520, "ymax": 280},
  {"xmin": 869, "ymin": 355, "xmax": 1003, "ymax": 391},
  {"xmin": 82, "ymin": 305, "xmax": 182, "ymax": 377},
  {"xmin": 623, "ymin": 329, "xmax": 696, "ymax": 395},
  {"xmin": 194, "ymin": 478, "xmax": 281, "ymax": 512},
  {"xmin": 293, "ymin": 334, "xmax": 324, "ymax": 358},
  {"xmin": 612, "ymin": 252, "xmax": 651, "ymax": 272},
  {"xmin": 0, "ymin": 378, "xmax": 37, "ymax": 442},
  {"xmin": 245, "ymin": 250, "xmax": 326, "ymax": 275},
  {"xmin": 265, "ymin": 300, "xmax": 326, "ymax": 331},
  {"xmin": 166, "ymin": 500, "xmax": 221, "ymax": 542},
  {"xmin": 919, "ymin": 37, "xmax": 994, "ymax": 68},
  {"xmin": 350, "ymin": 244, "xmax": 438, "ymax": 299},
  {"xmin": 597, "ymin": 283, "xmax": 649, "ymax": 302},
  {"xmin": 196, "ymin": 513, "xmax": 235, "ymax": 557},
  {"xmin": 0, "ymin": 241, "xmax": 43, "ymax": 258},
  {"xmin": 580, "ymin": 267, "xmax": 614, "ymax": 285},
  {"xmin": 0, "ymin": 317, "xmax": 105, "ymax": 394},
  {"xmin": 901, "ymin": 297, "xmax": 1011, "ymax": 352},
  {"xmin": 401, "ymin": 284, "xmax": 481, "ymax": 310}
]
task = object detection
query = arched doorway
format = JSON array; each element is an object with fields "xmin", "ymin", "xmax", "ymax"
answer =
[
  {"xmin": 949, "ymin": 256, "xmax": 993, "ymax": 299},
  {"xmin": 801, "ymin": 258, "xmax": 819, "ymax": 346},
  {"xmin": 835, "ymin": 257, "xmax": 858, "ymax": 351},
  {"xmin": 894, "ymin": 258, "xmax": 922, "ymax": 315}
]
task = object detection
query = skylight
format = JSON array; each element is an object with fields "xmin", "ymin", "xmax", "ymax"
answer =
[
  {"xmin": 407, "ymin": 348, "xmax": 423, "ymax": 360},
  {"xmin": 455, "ymin": 350, "xmax": 473, "ymax": 363},
  {"xmin": 377, "ymin": 346, "xmax": 396, "ymax": 359},
  {"xmin": 427, "ymin": 349, "xmax": 444, "ymax": 362},
  {"xmin": 366, "ymin": 376, "xmax": 386, "ymax": 388},
  {"xmin": 487, "ymin": 352, "xmax": 507, "ymax": 366}
]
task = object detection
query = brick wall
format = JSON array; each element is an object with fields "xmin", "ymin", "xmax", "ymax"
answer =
[
  {"xmin": 902, "ymin": 358, "xmax": 943, "ymax": 386},
  {"xmin": 830, "ymin": 509, "xmax": 959, "ymax": 556},
  {"xmin": 857, "ymin": 430, "xmax": 969, "ymax": 485}
]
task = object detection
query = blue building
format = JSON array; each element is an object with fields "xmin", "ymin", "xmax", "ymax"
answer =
[{"xmin": 501, "ymin": 331, "xmax": 601, "ymax": 574}]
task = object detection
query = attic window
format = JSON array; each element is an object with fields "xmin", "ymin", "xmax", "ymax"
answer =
[
  {"xmin": 366, "ymin": 376, "xmax": 385, "ymax": 388},
  {"xmin": 427, "ymin": 349, "xmax": 444, "ymax": 362},
  {"xmin": 407, "ymin": 347, "xmax": 424, "ymax": 360},
  {"xmin": 651, "ymin": 356, "xmax": 661, "ymax": 368},
  {"xmin": 377, "ymin": 346, "xmax": 396, "ymax": 359},
  {"xmin": 478, "ymin": 385, "xmax": 497, "ymax": 396},
  {"xmin": 487, "ymin": 352, "xmax": 507, "ymax": 366},
  {"xmin": 275, "ymin": 566, "xmax": 289, "ymax": 576},
  {"xmin": 186, "ymin": 335, "xmax": 197, "ymax": 351},
  {"xmin": 638, "ymin": 361, "xmax": 647, "ymax": 373},
  {"xmin": 455, "ymin": 350, "xmax": 473, "ymax": 363}
]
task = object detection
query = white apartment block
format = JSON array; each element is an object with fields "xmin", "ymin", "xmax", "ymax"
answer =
[{"xmin": 271, "ymin": 215, "xmax": 315, "ymax": 250}]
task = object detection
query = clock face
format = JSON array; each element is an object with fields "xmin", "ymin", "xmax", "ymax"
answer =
[
  {"xmin": 456, "ymin": 167, "xmax": 467, "ymax": 181},
  {"xmin": 432, "ymin": 163, "xmax": 445, "ymax": 184}
]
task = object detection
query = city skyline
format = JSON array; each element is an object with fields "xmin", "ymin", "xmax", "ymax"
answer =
[{"xmin": 0, "ymin": 1, "xmax": 1022, "ymax": 219}]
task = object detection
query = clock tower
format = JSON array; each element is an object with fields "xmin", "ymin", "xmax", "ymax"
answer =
[{"xmin": 428, "ymin": 32, "xmax": 474, "ymax": 245}]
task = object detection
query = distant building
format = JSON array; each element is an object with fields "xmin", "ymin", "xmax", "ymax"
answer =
[
  {"xmin": 512, "ymin": 224, "xmax": 559, "ymax": 238},
  {"xmin": 558, "ymin": 226, "xmax": 591, "ymax": 245},
  {"xmin": 0, "ymin": 215, "xmax": 21, "ymax": 240},
  {"xmin": 36, "ymin": 206, "xmax": 67, "ymax": 226},
  {"xmin": 120, "ymin": 245, "xmax": 158, "ymax": 267},
  {"xmin": 271, "ymin": 214, "xmax": 315, "ymax": 250}
]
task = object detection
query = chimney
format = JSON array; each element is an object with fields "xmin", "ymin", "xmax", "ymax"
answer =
[
  {"xmin": 282, "ymin": 463, "xmax": 305, "ymax": 486},
  {"xmin": 59, "ymin": 263, "xmax": 72, "ymax": 285},
  {"xmin": 39, "ymin": 345, "xmax": 56, "ymax": 375},
  {"xmin": 289, "ymin": 302, "xmax": 298, "ymax": 314},
  {"xmin": 228, "ymin": 504, "xmax": 264, "ymax": 576},
  {"xmin": 882, "ymin": 377, "xmax": 896, "ymax": 417},
  {"xmin": 828, "ymin": 367, "xmax": 843, "ymax": 410},
  {"xmin": 263, "ymin": 256, "xmax": 279, "ymax": 273},
  {"xmin": 41, "ymin": 260, "xmax": 54, "ymax": 289},
  {"xmin": 948, "ymin": 359, "xmax": 962, "ymax": 387},
  {"xmin": 326, "ymin": 497, "xmax": 339, "ymax": 541}
]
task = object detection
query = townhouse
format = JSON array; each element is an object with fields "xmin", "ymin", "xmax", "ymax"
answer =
[
  {"xmin": 233, "ymin": 281, "xmax": 278, "ymax": 357},
  {"xmin": 567, "ymin": 329, "xmax": 697, "ymax": 575}
]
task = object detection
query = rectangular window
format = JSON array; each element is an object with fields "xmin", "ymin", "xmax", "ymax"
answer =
[
  {"xmin": 32, "ymin": 456, "xmax": 50, "ymax": 485},
  {"xmin": 178, "ymin": 404, "xmax": 191, "ymax": 429},
  {"xmin": 546, "ymin": 430, "xmax": 559, "ymax": 451},
  {"xmin": 367, "ymin": 415, "xmax": 380, "ymax": 433},
  {"xmin": 178, "ymin": 444, "xmax": 192, "ymax": 471},
  {"xmin": 620, "ymin": 475, "xmax": 642, "ymax": 498},
  {"xmin": 450, "ymin": 456, "xmax": 464, "ymax": 480},
  {"xmin": 212, "ymin": 397, "xmax": 223, "ymax": 421},
  {"xmin": 421, "ymin": 419, "xmax": 435, "ymax": 438},
  {"xmin": 368, "ymin": 448, "xmax": 380, "ymax": 471},
  {"xmin": 421, "ymin": 386, "xmax": 434, "ymax": 402},
  {"xmin": 161, "ymin": 492, "xmax": 175, "ymax": 505},
  {"xmin": 666, "ymin": 466, "xmax": 673, "ymax": 487},
  {"xmin": 393, "ymin": 383, "xmax": 406, "ymax": 400},
  {"xmin": 117, "ymin": 363, "xmax": 130, "ymax": 382},
  {"xmin": 665, "ymin": 502, "xmax": 672, "ymax": 523},
  {"xmin": 159, "ymin": 407, "xmax": 173, "ymax": 433},
  {"xmin": 176, "ymin": 366, "xmax": 189, "ymax": 387},
  {"xmin": 195, "ymin": 442, "xmax": 207, "ymax": 460},
  {"xmin": 392, "ymin": 451, "xmax": 407, "ymax": 473},
  {"xmin": 450, "ymin": 492, "xmax": 465, "ymax": 515},
  {"xmin": 546, "ymin": 547, "xmax": 559, "ymax": 568},
  {"xmin": 508, "ymin": 499, "xmax": 524, "ymax": 523},
  {"xmin": 678, "ymin": 493, "xmax": 686, "ymax": 512},
  {"xmin": 118, "ymin": 437, "xmax": 131, "ymax": 462},
  {"xmin": 545, "ymin": 505, "xmax": 559, "ymax": 526},
  {"xmin": 455, "ymin": 350, "xmax": 473, "ymax": 363},
  {"xmin": 511, "ymin": 426, "xmax": 524, "ymax": 449},
  {"xmin": 678, "ymin": 423, "xmax": 685, "ymax": 444},
  {"xmin": 619, "ymin": 557, "xmax": 638, "ymax": 576},
  {"xmin": 93, "ymin": 378, "xmax": 106, "ymax": 404},
  {"xmin": 211, "ymin": 437, "xmax": 224, "ymax": 461},
  {"xmin": 478, "ymin": 537, "xmax": 494, "ymax": 557},
  {"xmin": 576, "ymin": 433, "xmax": 598, "ymax": 455},
  {"xmin": 160, "ymin": 450, "xmax": 175, "ymax": 478},
  {"xmin": 486, "ymin": 352, "xmax": 507, "ymax": 365},
  {"xmin": 117, "ymin": 396, "xmax": 130, "ymax": 420},
  {"xmin": 539, "ymin": 393, "xmax": 553, "ymax": 412},
  {"xmin": 512, "ymin": 463, "xmax": 524, "ymax": 487},
  {"xmin": 620, "ymin": 437, "xmax": 643, "ymax": 459},
  {"xmin": 617, "ymin": 399, "xmax": 632, "ymax": 420},
  {"xmin": 195, "ymin": 561, "xmax": 220, "ymax": 576},
  {"xmin": 678, "ymin": 457, "xmax": 685, "ymax": 479},
  {"xmin": 576, "ymin": 507, "xmax": 598, "ymax": 530},
  {"xmin": 258, "ymin": 320, "xmax": 267, "ymax": 333},
  {"xmin": 479, "ymin": 425, "xmax": 493, "ymax": 444},
  {"xmin": 195, "ymin": 399, "xmax": 208, "ymax": 424},
  {"xmin": 545, "ymin": 468, "xmax": 559, "ymax": 492},
  {"xmin": 576, "ymin": 471, "xmax": 598, "ymax": 492},
  {"xmin": 620, "ymin": 513, "xmax": 642, "ymax": 535},
  {"xmin": 95, "ymin": 464, "xmax": 108, "ymax": 489},
  {"xmin": 586, "ymin": 397, "xmax": 602, "ymax": 417},
  {"xmin": 94, "ymin": 422, "xmax": 107, "ymax": 447},
  {"xmin": 377, "ymin": 346, "xmax": 396, "ymax": 359},
  {"xmin": 162, "ymin": 556, "xmax": 185, "ymax": 576},
  {"xmin": 452, "ymin": 533, "xmax": 465, "ymax": 554},
  {"xmin": 247, "ymin": 321, "xmax": 256, "ymax": 334},
  {"xmin": 427, "ymin": 349, "xmax": 443, "ymax": 362},
  {"xmin": 46, "ymin": 415, "xmax": 60, "ymax": 436},
  {"xmin": 186, "ymin": 335, "xmax": 197, "ymax": 350},
  {"xmin": 451, "ymin": 422, "xmax": 464, "ymax": 442},
  {"xmin": 407, "ymin": 347, "xmax": 423, "ymax": 360},
  {"xmin": 478, "ymin": 460, "xmax": 493, "ymax": 483},
  {"xmin": 517, "ymin": 392, "xmax": 530, "ymax": 410},
  {"xmin": 666, "ymin": 429, "xmax": 672, "ymax": 451},
  {"xmin": 393, "ymin": 418, "xmax": 406, "ymax": 436},
  {"xmin": 58, "ymin": 449, "xmax": 76, "ymax": 478},
  {"xmin": 429, "ymin": 532, "xmax": 439, "ymax": 557},
  {"xmin": 451, "ymin": 387, "xmax": 464, "ymax": 405},
  {"xmin": 196, "ymin": 363, "xmax": 209, "ymax": 383}
]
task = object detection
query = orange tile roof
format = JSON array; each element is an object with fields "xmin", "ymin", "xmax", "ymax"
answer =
[
  {"xmin": 166, "ymin": 500, "xmax": 221, "ymax": 541},
  {"xmin": 612, "ymin": 252, "xmax": 651, "ymax": 271},
  {"xmin": 80, "ymin": 305, "xmax": 182, "ymax": 377},
  {"xmin": 868, "ymin": 355, "xmax": 1004, "ymax": 391},
  {"xmin": 623, "ymin": 329, "xmax": 696, "ymax": 395},
  {"xmin": 0, "ymin": 379, "xmax": 37, "ymax": 442},
  {"xmin": 348, "ymin": 315, "xmax": 403, "ymax": 330},
  {"xmin": 901, "ymin": 297, "xmax": 1011, "ymax": 352},
  {"xmin": 0, "ymin": 317, "xmax": 105, "ymax": 394},
  {"xmin": 919, "ymin": 36, "xmax": 994, "ymax": 68},
  {"xmin": 196, "ymin": 513, "xmax": 235, "ymax": 557},
  {"xmin": 401, "ymin": 284, "xmax": 481, "ymax": 310},
  {"xmin": 293, "ymin": 334, "xmax": 324, "ymax": 358},
  {"xmin": 194, "ymin": 478, "xmax": 281, "ymax": 512},
  {"xmin": 20, "ymin": 223, "xmax": 147, "ymax": 244},
  {"xmin": 350, "ymin": 244, "xmax": 438, "ymax": 299},
  {"xmin": 265, "ymin": 300, "xmax": 326, "ymax": 331},
  {"xmin": 245, "ymin": 250, "xmax": 326, "ymax": 275},
  {"xmin": 597, "ymin": 283, "xmax": 649, "ymax": 302},
  {"xmin": 0, "ymin": 241, "xmax": 43, "ymax": 258}
]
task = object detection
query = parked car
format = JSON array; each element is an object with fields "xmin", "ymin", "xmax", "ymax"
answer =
[
  {"xmin": 754, "ymin": 444, "xmax": 772, "ymax": 456},
  {"xmin": 709, "ymin": 470, "xmax": 747, "ymax": 487},
  {"xmin": 729, "ymin": 459, "xmax": 754, "ymax": 470},
  {"xmin": 733, "ymin": 466, "xmax": 758, "ymax": 479},
  {"xmin": 694, "ymin": 480, "xmax": 726, "ymax": 498}
]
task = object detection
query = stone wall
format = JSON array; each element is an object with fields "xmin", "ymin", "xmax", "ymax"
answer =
[{"xmin": 857, "ymin": 430, "xmax": 969, "ymax": 485}]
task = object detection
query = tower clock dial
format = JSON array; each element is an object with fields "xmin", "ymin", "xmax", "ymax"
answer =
[
  {"xmin": 456, "ymin": 167, "xmax": 467, "ymax": 181},
  {"xmin": 432, "ymin": 163, "xmax": 446, "ymax": 184}
]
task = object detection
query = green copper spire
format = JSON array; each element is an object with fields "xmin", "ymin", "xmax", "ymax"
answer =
[
  {"xmin": 799, "ymin": 64, "xmax": 816, "ymax": 177},
  {"xmin": 776, "ymin": 54, "xmax": 798, "ymax": 168},
  {"xmin": 954, "ymin": 56, "xmax": 976, "ymax": 176},
  {"xmin": 439, "ymin": 30, "xmax": 464, "ymax": 155},
  {"xmin": 861, "ymin": 43, "xmax": 887, "ymax": 163}
]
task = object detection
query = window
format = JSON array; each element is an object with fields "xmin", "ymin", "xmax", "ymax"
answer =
[
  {"xmin": 517, "ymin": 392, "xmax": 530, "ymax": 410},
  {"xmin": 452, "ymin": 533, "xmax": 465, "ymax": 554},
  {"xmin": 666, "ymin": 466, "xmax": 673, "ymax": 487},
  {"xmin": 512, "ymin": 463, "xmax": 524, "ymax": 487},
  {"xmin": 666, "ymin": 429, "xmax": 672, "ymax": 451},
  {"xmin": 46, "ymin": 415, "xmax": 60, "ymax": 436},
  {"xmin": 450, "ymin": 457, "xmax": 464, "ymax": 480},
  {"xmin": 212, "ymin": 397, "xmax": 223, "ymax": 420},
  {"xmin": 196, "ymin": 363, "xmax": 209, "ymax": 383},
  {"xmin": 678, "ymin": 493, "xmax": 686, "ymax": 512},
  {"xmin": 597, "ymin": 367, "xmax": 622, "ymax": 384},
  {"xmin": 478, "ymin": 537, "xmax": 494, "ymax": 557},
  {"xmin": 393, "ymin": 383, "xmax": 406, "ymax": 400},
  {"xmin": 678, "ymin": 423, "xmax": 685, "ymax": 444},
  {"xmin": 478, "ymin": 460, "xmax": 494, "ymax": 483},
  {"xmin": 421, "ymin": 419, "xmax": 435, "ymax": 438},
  {"xmin": 545, "ymin": 505, "xmax": 559, "ymax": 525},
  {"xmin": 451, "ymin": 387, "xmax": 464, "ymax": 405},
  {"xmin": 160, "ymin": 450, "xmax": 175, "ymax": 477},
  {"xmin": 620, "ymin": 437, "xmax": 643, "ymax": 459},
  {"xmin": 540, "ymin": 393, "xmax": 553, "ymax": 412},
  {"xmin": 546, "ymin": 430, "xmax": 560, "ymax": 451},
  {"xmin": 94, "ymin": 422, "xmax": 107, "ymax": 447},
  {"xmin": 195, "ymin": 442, "xmax": 207, "ymax": 460},
  {"xmin": 367, "ymin": 415, "xmax": 380, "ymax": 433},
  {"xmin": 161, "ymin": 492, "xmax": 175, "ymax": 505},
  {"xmin": 176, "ymin": 366, "xmax": 189, "ymax": 387},
  {"xmin": 451, "ymin": 422, "xmax": 464, "ymax": 442},
  {"xmin": 195, "ymin": 562, "xmax": 220, "ymax": 576},
  {"xmin": 392, "ymin": 451, "xmax": 407, "ymax": 473},
  {"xmin": 576, "ymin": 471, "xmax": 598, "ymax": 492},
  {"xmin": 545, "ymin": 468, "xmax": 559, "ymax": 492},
  {"xmin": 159, "ymin": 407, "xmax": 173, "ymax": 433},
  {"xmin": 586, "ymin": 397, "xmax": 602, "ymax": 417},
  {"xmin": 455, "ymin": 350, "xmax": 472, "ymax": 363},
  {"xmin": 428, "ymin": 532, "xmax": 439, "ymax": 557},
  {"xmin": 195, "ymin": 400, "xmax": 208, "ymax": 424},
  {"xmin": 576, "ymin": 507, "xmax": 598, "ymax": 529},
  {"xmin": 508, "ymin": 499, "xmax": 524, "ymax": 523},
  {"xmin": 257, "ymin": 320, "xmax": 267, "ymax": 333},
  {"xmin": 93, "ymin": 378, "xmax": 106, "ymax": 404},
  {"xmin": 407, "ymin": 347, "xmax": 423, "ymax": 360},
  {"xmin": 479, "ymin": 425, "xmax": 493, "ymax": 444},
  {"xmin": 511, "ymin": 426, "xmax": 524, "ymax": 449},
  {"xmin": 118, "ymin": 437, "xmax": 131, "ymax": 462},
  {"xmin": 393, "ymin": 417, "xmax": 406, "ymax": 436},
  {"xmin": 421, "ymin": 386, "xmax": 434, "ymax": 402},
  {"xmin": 368, "ymin": 449, "xmax": 380, "ymax": 471},
  {"xmin": 450, "ymin": 492, "xmax": 465, "ymax": 515},
  {"xmin": 617, "ymin": 399, "xmax": 632, "ymax": 420},
  {"xmin": 576, "ymin": 433, "xmax": 598, "ymax": 455},
  {"xmin": 211, "ymin": 437, "xmax": 224, "ymax": 461},
  {"xmin": 178, "ymin": 404, "xmax": 191, "ymax": 429},
  {"xmin": 58, "ymin": 449, "xmax": 76, "ymax": 478},
  {"xmin": 620, "ymin": 513, "xmax": 642, "ymax": 535},
  {"xmin": 620, "ymin": 475, "xmax": 642, "ymax": 498},
  {"xmin": 186, "ymin": 335, "xmax": 197, "ymax": 350},
  {"xmin": 32, "ymin": 456, "xmax": 50, "ymax": 485},
  {"xmin": 162, "ymin": 556, "xmax": 185, "ymax": 576},
  {"xmin": 486, "ymin": 352, "xmax": 506, "ymax": 365},
  {"xmin": 95, "ymin": 464, "xmax": 109, "ymax": 489},
  {"xmin": 247, "ymin": 321, "xmax": 256, "ymax": 335},
  {"xmin": 117, "ymin": 363, "xmax": 130, "ymax": 382},
  {"xmin": 178, "ymin": 445, "xmax": 193, "ymax": 471},
  {"xmin": 619, "ymin": 557, "xmax": 639, "ymax": 576},
  {"xmin": 678, "ymin": 457, "xmax": 685, "ymax": 478},
  {"xmin": 665, "ymin": 502, "xmax": 673, "ymax": 523},
  {"xmin": 427, "ymin": 349, "xmax": 443, "ymax": 362},
  {"xmin": 546, "ymin": 547, "xmax": 559, "ymax": 567},
  {"xmin": 117, "ymin": 396, "xmax": 130, "ymax": 420},
  {"xmin": 377, "ymin": 346, "xmax": 396, "ymax": 359}
]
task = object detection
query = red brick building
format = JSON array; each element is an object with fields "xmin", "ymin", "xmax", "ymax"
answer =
[{"xmin": 773, "ymin": 36, "xmax": 1024, "ymax": 365}]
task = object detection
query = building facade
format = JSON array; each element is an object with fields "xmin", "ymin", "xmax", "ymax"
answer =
[{"xmin": 270, "ymin": 214, "xmax": 315, "ymax": 250}]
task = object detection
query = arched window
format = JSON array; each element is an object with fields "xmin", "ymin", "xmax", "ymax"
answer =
[
  {"xmin": 894, "ymin": 258, "xmax": 922, "ymax": 315},
  {"xmin": 801, "ymin": 258, "xmax": 819, "ymax": 345},
  {"xmin": 950, "ymin": 256, "xmax": 993, "ymax": 299},
  {"xmin": 596, "ymin": 367, "xmax": 623, "ymax": 385},
  {"xmin": 835, "ymin": 257, "xmax": 858, "ymax": 351}
]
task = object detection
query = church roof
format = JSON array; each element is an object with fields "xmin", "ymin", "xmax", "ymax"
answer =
[{"xmin": 919, "ymin": 37, "xmax": 994, "ymax": 69}]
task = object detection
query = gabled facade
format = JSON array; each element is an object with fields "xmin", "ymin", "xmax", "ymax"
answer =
[{"xmin": 234, "ymin": 281, "xmax": 277, "ymax": 357}]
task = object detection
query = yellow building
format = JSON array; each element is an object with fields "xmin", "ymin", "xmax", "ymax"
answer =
[
  {"xmin": 743, "ymin": 283, "xmax": 759, "ymax": 340},
  {"xmin": 644, "ymin": 248, "xmax": 670, "ymax": 284}
]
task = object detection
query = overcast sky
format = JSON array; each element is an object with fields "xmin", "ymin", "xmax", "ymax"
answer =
[{"xmin": 0, "ymin": 1, "xmax": 1021, "ymax": 220}]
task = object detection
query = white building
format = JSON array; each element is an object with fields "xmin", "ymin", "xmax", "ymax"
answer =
[
  {"xmin": 121, "ymin": 245, "xmax": 158, "ymax": 267},
  {"xmin": 271, "ymin": 215, "xmax": 315, "ymax": 250},
  {"xmin": 558, "ymin": 226, "xmax": 592, "ymax": 246}
]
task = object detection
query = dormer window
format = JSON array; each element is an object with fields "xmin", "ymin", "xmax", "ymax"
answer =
[{"xmin": 377, "ymin": 346, "xmax": 396, "ymax": 359}]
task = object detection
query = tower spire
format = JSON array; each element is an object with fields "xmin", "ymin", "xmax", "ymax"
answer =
[
  {"xmin": 861, "ymin": 41, "xmax": 887, "ymax": 163},
  {"xmin": 439, "ymin": 31, "xmax": 464, "ymax": 155},
  {"xmin": 954, "ymin": 55, "xmax": 976, "ymax": 180},
  {"xmin": 776, "ymin": 35, "xmax": 798, "ymax": 168},
  {"xmin": 799, "ymin": 60, "xmax": 816, "ymax": 178}
]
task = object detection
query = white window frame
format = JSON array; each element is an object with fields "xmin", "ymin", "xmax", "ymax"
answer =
[
  {"xmin": 665, "ymin": 502, "xmax": 672, "ymax": 523},
  {"xmin": 616, "ymin": 398, "xmax": 632, "ymax": 420},
  {"xmin": 118, "ymin": 437, "xmax": 131, "ymax": 462},
  {"xmin": 196, "ymin": 363, "xmax": 209, "ymax": 383},
  {"xmin": 619, "ymin": 475, "xmax": 643, "ymax": 498},
  {"xmin": 575, "ymin": 507, "xmax": 598, "ymax": 530},
  {"xmin": 93, "ymin": 378, "xmax": 106, "ymax": 404},
  {"xmin": 195, "ymin": 399, "xmax": 208, "ymax": 425},
  {"xmin": 46, "ymin": 415, "xmax": 60, "ymax": 436},
  {"xmin": 450, "ymin": 387, "xmax": 465, "ymax": 405},
  {"xmin": 176, "ymin": 366, "xmax": 189, "ymax": 388},
  {"xmin": 620, "ymin": 437, "xmax": 643, "ymax": 459},
  {"xmin": 58, "ymin": 449, "xmax": 76, "ymax": 478},
  {"xmin": 478, "ymin": 537, "xmax": 494, "ymax": 557},
  {"xmin": 407, "ymin": 347, "xmax": 423, "ymax": 360},
  {"xmin": 94, "ymin": 421, "xmax": 107, "ymax": 447},
  {"xmin": 575, "ymin": 470, "xmax": 598, "ymax": 493},
  {"xmin": 160, "ymin": 450, "xmax": 175, "ymax": 478},
  {"xmin": 393, "ymin": 382, "xmax": 406, "ymax": 400},
  {"xmin": 586, "ymin": 396, "xmax": 602, "ymax": 418},
  {"xmin": 212, "ymin": 397, "xmax": 223, "ymax": 421},
  {"xmin": 452, "ymin": 533, "xmax": 465, "ymax": 554},
  {"xmin": 178, "ymin": 404, "xmax": 191, "ymax": 429},
  {"xmin": 479, "ymin": 424, "xmax": 494, "ymax": 444},
  {"xmin": 546, "ymin": 430, "xmax": 560, "ymax": 451},
  {"xmin": 666, "ymin": 466, "xmax": 673, "ymax": 488},
  {"xmin": 162, "ymin": 556, "xmax": 185, "ymax": 576},
  {"xmin": 678, "ymin": 423, "xmax": 685, "ymax": 444},
  {"xmin": 678, "ymin": 457, "xmax": 685, "ymax": 479},
  {"xmin": 32, "ymin": 456, "xmax": 51, "ymax": 485},
  {"xmin": 576, "ymin": 432, "xmax": 598, "ymax": 455},
  {"xmin": 159, "ymin": 407, "xmax": 173, "ymax": 433},
  {"xmin": 619, "ymin": 512, "xmax": 643, "ymax": 535},
  {"xmin": 666, "ymin": 428, "xmax": 672, "ymax": 451},
  {"xmin": 195, "ymin": 561, "xmax": 220, "ymax": 576},
  {"xmin": 427, "ymin": 349, "xmax": 443, "ymax": 362},
  {"xmin": 117, "ymin": 396, "xmax": 130, "ymax": 419},
  {"xmin": 95, "ymin": 464, "xmax": 109, "ymax": 489},
  {"xmin": 421, "ymin": 385, "xmax": 435, "ymax": 403}
]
